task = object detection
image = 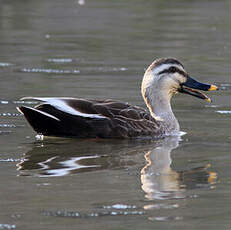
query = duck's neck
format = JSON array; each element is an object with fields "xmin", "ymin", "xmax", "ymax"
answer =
[{"xmin": 142, "ymin": 88, "xmax": 179, "ymax": 135}]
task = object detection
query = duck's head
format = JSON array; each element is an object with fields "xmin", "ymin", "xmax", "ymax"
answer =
[{"xmin": 142, "ymin": 58, "xmax": 218, "ymax": 103}]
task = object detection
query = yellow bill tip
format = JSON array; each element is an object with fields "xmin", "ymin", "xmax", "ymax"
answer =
[
  {"xmin": 208, "ymin": 85, "xmax": 218, "ymax": 91},
  {"xmin": 208, "ymin": 171, "xmax": 217, "ymax": 183},
  {"xmin": 205, "ymin": 98, "xmax": 212, "ymax": 103}
]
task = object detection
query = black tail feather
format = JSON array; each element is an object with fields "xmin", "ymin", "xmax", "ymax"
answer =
[
  {"xmin": 17, "ymin": 106, "xmax": 62, "ymax": 135},
  {"xmin": 17, "ymin": 106, "xmax": 111, "ymax": 137}
]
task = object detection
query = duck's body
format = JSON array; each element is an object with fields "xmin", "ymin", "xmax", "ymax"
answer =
[
  {"xmin": 17, "ymin": 58, "xmax": 218, "ymax": 139},
  {"xmin": 18, "ymin": 97, "xmax": 165, "ymax": 138}
]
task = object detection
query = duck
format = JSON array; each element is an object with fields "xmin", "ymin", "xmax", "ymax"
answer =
[{"xmin": 17, "ymin": 58, "xmax": 218, "ymax": 139}]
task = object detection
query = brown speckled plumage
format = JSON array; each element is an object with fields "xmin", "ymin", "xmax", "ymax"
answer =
[{"xmin": 18, "ymin": 98, "xmax": 164, "ymax": 138}]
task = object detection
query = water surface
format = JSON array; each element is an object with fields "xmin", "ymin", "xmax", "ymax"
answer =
[{"xmin": 1, "ymin": 1, "xmax": 231, "ymax": 229}]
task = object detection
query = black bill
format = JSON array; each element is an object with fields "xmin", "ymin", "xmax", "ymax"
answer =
[{"xmin": 179, "ymin": 75, "xmax": 218, "ymax": 102}]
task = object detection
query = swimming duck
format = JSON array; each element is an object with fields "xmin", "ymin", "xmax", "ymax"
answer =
[{"xmin": 17, "ymin": 58, "xmax": 218, "ymax": 138}]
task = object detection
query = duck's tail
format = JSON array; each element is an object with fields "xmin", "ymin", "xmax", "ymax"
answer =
[
  {"xmin": 17, "ymin": 106, "xmax": 61, "ymax": 135},
  {"xmin": 17, "ymin": 106, "xmax": 112, "ymax": 138}
]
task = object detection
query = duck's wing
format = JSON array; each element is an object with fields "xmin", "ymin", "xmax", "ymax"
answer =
[
  {"xmin": 20, "ymin": 97, "xmax": 107, "ymax": 119},
  {"xmin": 17, "ymin": 97, "xmax": 162, "ymax": 138}
]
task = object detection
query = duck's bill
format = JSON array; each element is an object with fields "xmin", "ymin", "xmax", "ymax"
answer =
[{"xmin": 179, "ymin": 76, "xmax": 218, "ymax": 102}]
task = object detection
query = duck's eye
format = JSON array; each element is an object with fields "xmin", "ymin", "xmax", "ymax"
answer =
[{"xmin": 169, "ymin": 66, "xmax": 177, "ymax": 73}]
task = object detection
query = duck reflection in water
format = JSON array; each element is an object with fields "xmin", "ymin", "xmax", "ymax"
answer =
[
  {"xmin": 17, "ymin": 138, "xmax": 147, "ymax": 177},
  {"xmin": 17, "ymin": 137, "xmax": 216, "ymax": 195},
  {"xmin": 141, "ymin": 136, "xmax": 217, "ymax": 203}
]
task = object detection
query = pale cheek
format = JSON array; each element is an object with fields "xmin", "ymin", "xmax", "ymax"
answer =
[{"xmin": 175, "ymin": 73, "xmax": 186, "ymax": 84}]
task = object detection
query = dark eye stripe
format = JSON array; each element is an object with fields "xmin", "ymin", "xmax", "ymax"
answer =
[{"xmin": 158, "ymin": 67, "xmax": 186, "ymax": 76}]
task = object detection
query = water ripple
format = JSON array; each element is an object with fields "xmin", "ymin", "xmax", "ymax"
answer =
[
  {"xmin": 0, "ymin": 62, "xmax": 13, "ymax": 67},
  {"xmin": 0, "ymin": 124, "xmax": 16, "ymax": 128},
  {"xmin": 216, "ymin": 110, "xmax": 231, "ymax": 114},
  {"xmin": 0, "ymin": 113, "xmax": 21, "ymax": 117},
  {"xmin": 102, "ymin": 204, "xmax": 136, "ymax": 209},
  {"xmin": 84, "ymin": 66, "xmax": 127, "ymax": 73},
  {"xmin": 21, "ymin": 68, "xmax": 80, "ymax": 74},
  {"xmin": 143, "ymin": 203, "xmax": 179, "ymax": 210},
  {"xmin": 42, "ymin": 203, "xmax": 145, "ymax": 219},
  {"xmin": 47, "ymin": 58, "xmax": 73, "ymax": 63},
  {"xmin": 77, "ymin": 0, "xmax": 85, "ymax": 5},
  {"xmin": 0, "ymin": 101, "xmax": 8, "ymax": 104},
  {"xmin": 19, "ymin": 66, "xmax": 128, "ymax": 75},
  {"xmin": 0, "ymin": 158, "xmax": 20, "ymax": 162},
  {"xmin": 0, "ymin": 224, "xmax": 16, "ymax": 229},
  {"xmin": 42, "ymin": 209, "xmax": 145, "ymax": 218},
  {"xmin": 148, "ymin": 216, "xmax": 183, "ymax": 222}
]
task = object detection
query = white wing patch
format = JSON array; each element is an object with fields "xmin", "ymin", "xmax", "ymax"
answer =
[
  {"xmin": 17, "ymin": 106, "xmax": 60, "ymax": 121},
  {"xmin": 20, "ymin": 97, "xmax": 106, "ymax": 119}
]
